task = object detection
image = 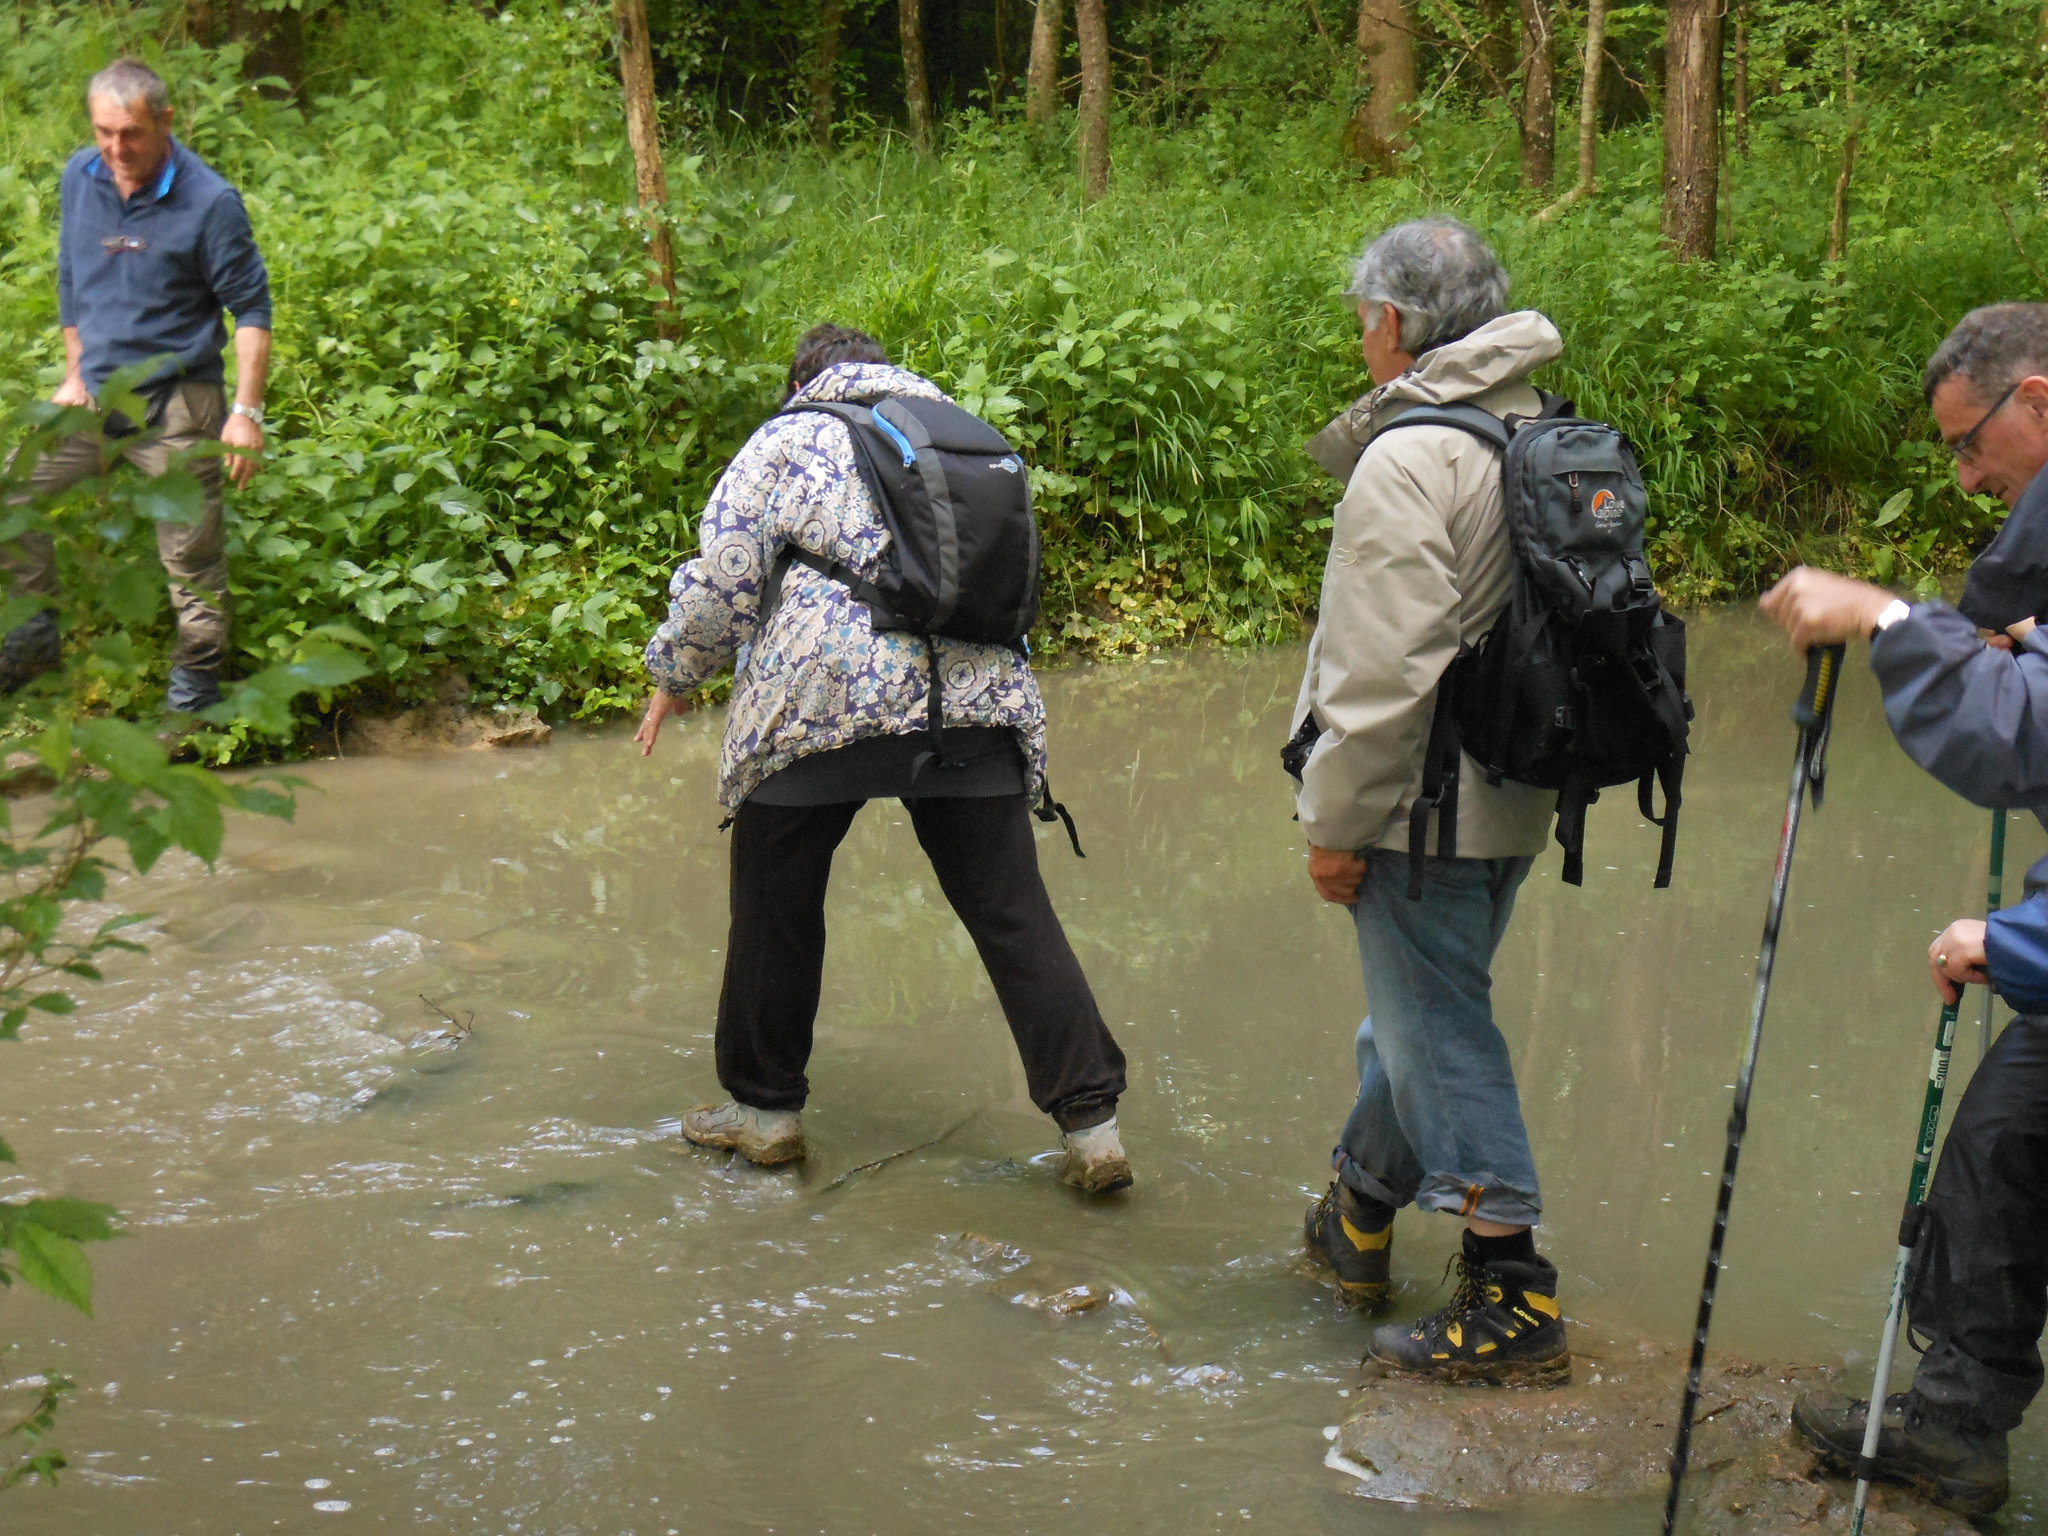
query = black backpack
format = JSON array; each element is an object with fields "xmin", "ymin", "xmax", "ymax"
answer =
[
  {"xmin": 1285, "ymin": 394, "xmax": 1692, "ymax": 896},
  {"xmin": 759, "ymin": 394, "xmax": 1083, "ymax": 852}
]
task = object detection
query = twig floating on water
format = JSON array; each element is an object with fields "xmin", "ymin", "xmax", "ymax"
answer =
[
  {"xmin": 821, "ymin": 1113, "xmax": 978, "ymax": 1193},
  {"xmin": 416, "ymin": 993, "xmax": 475, "ymax": 1046}
]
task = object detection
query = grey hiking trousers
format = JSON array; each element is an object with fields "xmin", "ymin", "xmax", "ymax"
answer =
[{"xmin": 2, "ymin": 378, "xmax": 230, "ymax": 673}]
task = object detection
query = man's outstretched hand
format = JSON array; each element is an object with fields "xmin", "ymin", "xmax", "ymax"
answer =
[
  {"xmin": 1758, "ymin": 567, "xmax": 1896, "ymax": 651},
  {"xmin": 634, "ymin": 689, "xmax": 690, "ymax": 756},
  {"xmin": 1929, "ymin": 918, "xmax": 1990, "ymax": 1006}
]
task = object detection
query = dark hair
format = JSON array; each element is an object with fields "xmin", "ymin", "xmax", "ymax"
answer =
[
  {"xmin": 786, "ymin": 323, "xmax": 888, "ymax": 400},
  {"xmin": 1924, "ymin": 303, "xmax": 2048, "ymax": 404}
]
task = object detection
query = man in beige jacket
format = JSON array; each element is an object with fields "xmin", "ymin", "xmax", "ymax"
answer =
[{"xmin": 1295, "ymin": 218, "xmax": 1567, "ymax": 1386}]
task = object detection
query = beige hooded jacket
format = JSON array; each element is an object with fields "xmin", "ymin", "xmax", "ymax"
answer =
[{"xmin": 1293, "ymin": 309, "xmax": 1563, "ymax": 858}]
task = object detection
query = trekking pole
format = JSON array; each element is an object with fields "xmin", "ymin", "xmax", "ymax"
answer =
[
  {"xmin": 1848, "ymin": 995, "xmax": 1961, "ymax": 1536},
  {"xmin": 1661, "ymin": 643, "xmax": 1846, "ymax": 1536},
  {"xmin": 1979, "ymin": 809, "xmax": 2006, "ymax": 1059}
]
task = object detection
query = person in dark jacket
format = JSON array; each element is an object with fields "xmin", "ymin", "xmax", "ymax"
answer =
[
  {"xmin": 4, "ymin": 57, "xmax": 272, "ymax": 710},
  {"xmin": 1758, "ymin": 302, "xmax": 2048, "ymax": 1517}
]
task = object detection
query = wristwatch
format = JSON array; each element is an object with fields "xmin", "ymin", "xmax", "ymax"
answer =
[
  {"xmin": 230, "ymin": 401, "xmax": 265, "ymax": 427},
  {"xmin": 1871, "ymin": 598, "xmax": 1911, "ymax": 638}
]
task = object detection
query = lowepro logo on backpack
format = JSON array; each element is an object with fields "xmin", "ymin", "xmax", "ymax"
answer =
[{"xmin": 1284, "ymin": 392, "xmax": 1693, "ymax": 897}]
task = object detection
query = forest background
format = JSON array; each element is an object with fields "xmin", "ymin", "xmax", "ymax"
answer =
[{"xmin": 1, "ymin": 0, "xmax": 2045, "ymax": 744}]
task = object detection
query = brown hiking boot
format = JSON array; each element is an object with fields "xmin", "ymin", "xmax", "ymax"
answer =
[{"xmin": 679, "ymin": 1100, "xmax": 806, "ymax": 1167}]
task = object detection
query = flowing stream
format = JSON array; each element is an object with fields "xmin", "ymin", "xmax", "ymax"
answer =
[{"xmin": 4, "ymin": 606, "xmax": 2045, "ymax": 1533}]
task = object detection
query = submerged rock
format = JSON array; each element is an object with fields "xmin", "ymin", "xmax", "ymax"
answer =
[{"xmin": 1333, "ymin": 1338, "xmax": 1974, "ymax": 1533}]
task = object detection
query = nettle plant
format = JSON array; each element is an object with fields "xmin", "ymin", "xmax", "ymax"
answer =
[{"xmin": 0, "ymin": 371, "xmax": 371, "ymax": 1487}]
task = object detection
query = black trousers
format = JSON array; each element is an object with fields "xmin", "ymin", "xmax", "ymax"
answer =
[
  {"xmin": 1906, "ymin": 1014, "xmax": 2048, "ymax": 1431},
  {"xmin": 715, "ymin": 794, "xmax": 1127, "ymax": 1132}
]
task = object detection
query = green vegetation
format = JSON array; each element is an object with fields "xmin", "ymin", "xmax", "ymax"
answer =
[{"xmin": 0, "ymin": 0, "xmax": 2043, "ymax": 741}]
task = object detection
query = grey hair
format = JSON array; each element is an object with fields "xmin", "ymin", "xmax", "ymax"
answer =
[
  {"xmin": 1343, "ymin": 217, "xmax": 1510, "ymax": 355},
  {"xmin": 87, "ymin": 58, "xmax": 169, "ymax": 114},
  {"xmin": 1924, "ymin": 303, "xmax": 2048, "ymax": 404}
]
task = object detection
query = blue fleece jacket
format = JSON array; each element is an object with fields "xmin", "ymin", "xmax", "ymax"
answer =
[{"xmin": 56, "ymin": 138, "xmax": 271, "ymax": 394}]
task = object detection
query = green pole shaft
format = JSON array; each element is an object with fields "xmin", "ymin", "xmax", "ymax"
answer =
[
  {"xmin": 1849, "ymin": 997, "xmax": 1962, "ymax": 1535},
  {"xmin": 1980, "ymin": 809, "xmax": 2007, "ymax": 1058}
]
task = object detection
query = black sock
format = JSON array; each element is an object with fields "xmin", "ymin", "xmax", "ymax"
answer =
[
  {"xmin": 1335, "ymin": 1184, "xmax": 1395, "ymax": 1232},
  {"xmin": 1464, "ymin": 1227, "xmax": 1538, "ymax": 1269}
]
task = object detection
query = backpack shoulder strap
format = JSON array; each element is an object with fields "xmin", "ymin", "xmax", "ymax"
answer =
[{"xmin": 1374, "ymin": 400, "xmax": 1513, "ymax": 453}]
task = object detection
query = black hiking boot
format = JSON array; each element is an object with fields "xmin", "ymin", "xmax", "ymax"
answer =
[
  {"xmin": 1365, "ymin": 1231, "xmax": 1570, "ymax": 1386},
  {"xmin": 1793, "ymin": 1390, "xmax": 2009, "ymax": 1517},
  {"xmin": 0, "ymin": 610, "xmax": 61, "ymax": 694},
  {"xmin": 1304, "ymin": 1182, "xmax": 1394, "ymax": 1311}
]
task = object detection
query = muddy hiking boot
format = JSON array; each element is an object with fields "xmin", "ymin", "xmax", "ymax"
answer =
[
  {"xmin": 0, "ymin": 611, "xmax": 61, "ymax": 694},
  {"xmin": 1056, "ymin": 1115, "xmax": 1133, "ymax": 1195},
  {"xmin": 1792, "ymin": 1390, "xmax": 2009, "ymax": 1517},
  {"xmin": 1366, "ymin": 1231, "xmax": 1570, "ymax": 1386},
  {"xmin": 1303, "ymin": 1182, "xmax": 1394, "ymax": 1311},
  {"xmin": 679, "ymin": 1100, "xmax": 806, "ymax": 1167}
]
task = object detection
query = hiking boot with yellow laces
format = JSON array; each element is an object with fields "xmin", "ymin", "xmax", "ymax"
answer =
[
  {"xmin": 1366, "ymin": 1230, "xmax": 1570, "ymax": 1386},
  {"xmin": 1303, "ymin": 1182, "xmax": 1394, "ymax": 1311}
]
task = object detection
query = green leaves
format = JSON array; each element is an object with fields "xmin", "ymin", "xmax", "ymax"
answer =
[
  {"xmin": 0, "ymin": 1199, "xmax": 118, "ymax": 1315},
  {"xmin": 1872, "ymin": 488, "xmax": 1914, "ymax": 528}
]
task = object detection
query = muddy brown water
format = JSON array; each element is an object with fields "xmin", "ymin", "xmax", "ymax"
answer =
[{"xmin": 4, "ymin": 606, "xmax": 2046, "ymax": 1533}]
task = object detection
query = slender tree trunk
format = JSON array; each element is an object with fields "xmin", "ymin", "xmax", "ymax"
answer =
[
  {"xmin": 1826, "ymin": 19, "xmax": 1858, "ymax": 265},
  {"xmin": 1344, "ymin": 0, "xmax": 1416, "ymax": 168},
  {"xmin": 1660, "ymin": 0, "xmax": 1722, "ymax": 261},
  {"xmin": 1075, "ymin": 0, "xmax": 1111, "ymax": 200},
  {"xmin": 808, "ymin": 0, "xmax": 845, "ymax": 145},
  {"xmin": 612, "ymin": 0, "xmax": 677, "ymax": 337},
  {"xmin": 1732, "ymin": 3, "xmax": 1749, "ymax": 156},
  {"xmin": 900, "ymin": 0, "xmax": 933, "ymax": 152},
  {"xmin": 1576, "ymin": 0, "xmax": 1606, "ymax": 190},
  {"xmin": 1516, "ymin": 0, "xmax": 1554, "ymax": 189},
  {"xmin": 1027, "ymin": 0, "xmax": 1066, "ymax": 127},
  {"xmin": 993, "ymin": 0, "xmax": 1008, "ymax": 99}
]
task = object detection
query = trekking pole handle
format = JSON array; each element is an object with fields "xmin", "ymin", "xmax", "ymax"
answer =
[{"xmin": 1792, "ymin": 643, "xmax": 1846, "ymax": 731}]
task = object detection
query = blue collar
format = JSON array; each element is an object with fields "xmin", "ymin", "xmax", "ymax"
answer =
[{"xmin": 86, "ymin": 141, "xmax": 178, "ymax": 202}]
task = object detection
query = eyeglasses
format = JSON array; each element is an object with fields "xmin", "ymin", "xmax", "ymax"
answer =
[
  {"xmin": 1948, "ymin": 379, "xmax": 2021, "ymax": 464},
  {"xmin": 99, "ymin": 235, "xmax": 148, "ymax": 255}
]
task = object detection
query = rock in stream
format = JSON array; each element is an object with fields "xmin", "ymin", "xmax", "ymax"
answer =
[{"xmin": 1332, "ymin": 1337, "xmax": 1975, "ymax": 1533}]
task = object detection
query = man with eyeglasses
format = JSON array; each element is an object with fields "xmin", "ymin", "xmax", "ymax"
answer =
[
  {"xmin": 4, "ymin": 56, "xmax": 271, "ymax": 711},
  {"xmin": 1757, "ymin": 301, "xmax": 2048, "ymax": 1516}
]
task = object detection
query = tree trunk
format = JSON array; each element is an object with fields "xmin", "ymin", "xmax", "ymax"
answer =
[
  {"xmin": 1732, "ymin": 3, "xmax": 1749, "ymax": 156},
  {"xmin": 611, "ymin": 0, "xmax": 677, "ymax": 337},
  {"xmin": 223, "ymin": 0, "xmax": 303, "ymax": 95},
  {"xmin": 1576, "ymin": 0, "xmax": 1606, "ymax": 191},
  {"xmin": 808, "ymin": 0, "xmax": 845, "ymax": 145},
  {"xmin": 1826, "ymin": 18, "xmax": 1857, "ymax": 265},
  {"xmin": 900, "ymin": 0, "xmax": 933, "ymax": 152},
  {"xmin": 1027, "ymin": 0, "xmax": 1066, "ymax": 127},
  {"xmin": 1075, "ymin": 0, "xmax": 1111, "ymax": 200},
  {"xmin": 993, "ymin": 0, "xmax": 1008, "ymax": 99},
  {"xmin": 1660, "ymin": 0, "xmax": 1722, "ymax": 262},
  {"xmin": 1344, "ymin": 0, "xmax": 1415, "ymax": 169},
  {"xmin": 1516, "ymin": 0, "xmax": 1554, "ymax": 189}
]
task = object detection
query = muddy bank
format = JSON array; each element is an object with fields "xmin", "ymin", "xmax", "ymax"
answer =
[{"xmin": 1333, "ymin": 1339, "xmax": 1972, "ymax": 1532}]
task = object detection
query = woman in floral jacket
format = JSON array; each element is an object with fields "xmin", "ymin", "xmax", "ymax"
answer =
[{"xmin": 634, "ymin": 324, "xmax": 1131, "ymax": 1193}]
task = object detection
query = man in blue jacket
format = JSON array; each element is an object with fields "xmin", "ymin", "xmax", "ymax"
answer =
[
  {"xmin": 1760, "ymin": 302, "xmax": 2048, "ymax": 1517},
  {"xmin": 6, "ymin": 57, "xmax": 272, "ymax": 711}
]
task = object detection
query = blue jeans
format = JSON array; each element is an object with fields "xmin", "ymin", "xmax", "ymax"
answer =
[{"xmin": 1332, "ymin": 852, "xmax": 1541, "ymax": 1228}]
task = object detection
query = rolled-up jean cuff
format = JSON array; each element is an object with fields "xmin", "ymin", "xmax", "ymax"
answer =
[{"xmin": 1332, "ymin": 1151, "xmax": 1542, "ymax": 1227}]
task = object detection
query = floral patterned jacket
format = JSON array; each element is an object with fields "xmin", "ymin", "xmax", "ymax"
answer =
[{"xmin": 643, "ymin": 362, "xmax": 1050, "ymax": 812}]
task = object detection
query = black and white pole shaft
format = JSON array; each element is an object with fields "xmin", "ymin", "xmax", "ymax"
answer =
[
  {"xmin": 1848, "ymin": 997, "xmax": 1961, "ymax": 1536},
  {"xmin": 1661, "ymin": 643, "xmax": 1845, "ymax": 1536},
  {"xmin": 1980, "ymin": 809, "xmax": 2006, "ymax": 1059}
]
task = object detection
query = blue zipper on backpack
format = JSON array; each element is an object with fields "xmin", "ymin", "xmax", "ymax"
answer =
[{"xmin": 870, "ymin": 411, "xmax": 917, "ymax": 467}]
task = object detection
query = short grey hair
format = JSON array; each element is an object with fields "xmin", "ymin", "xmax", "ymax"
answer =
[
  {"xmin": 87, "ymin": 58, "xmax": 169, "ymax": 115},
  {"xmin": 1344, "ymin": 217, "xmax": 1510, "ymax": 355},
  {"xmin": 1924, "ymin": 303, "xmax": 2048, "ymax": 404}
]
